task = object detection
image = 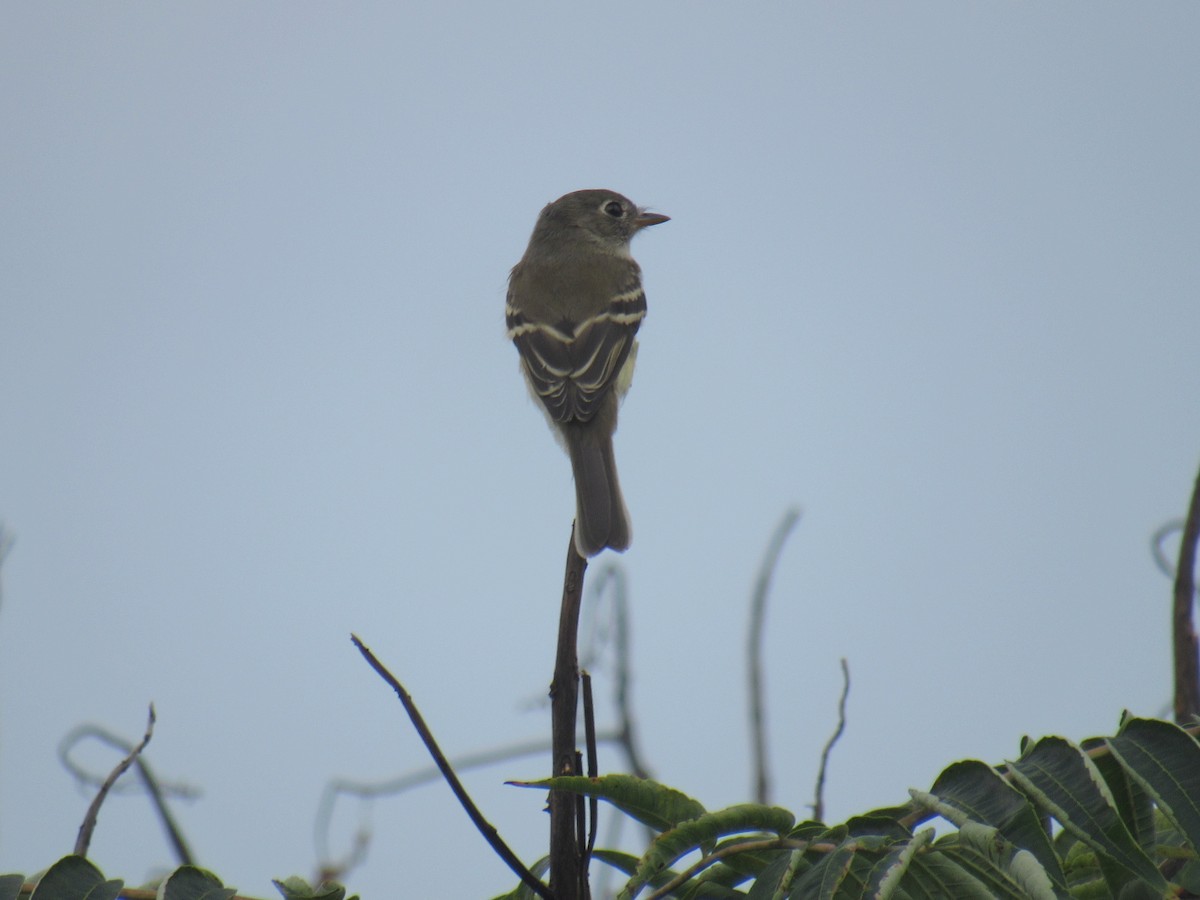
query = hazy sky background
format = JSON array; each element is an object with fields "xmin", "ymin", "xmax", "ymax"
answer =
[{"xmin": 2, "ymin": 4, "xmax": 1198, "ymax": 898}]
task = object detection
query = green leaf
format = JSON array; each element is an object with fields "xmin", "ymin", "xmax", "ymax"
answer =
[
  {"xmin": 272, "ymin": 876, "xmax": 347, "ymax": 899},
  {"xmin": 904, "ymin": 852, "xmax": 1003, "ymax": 900},
  {"xmin": 705, "ymin": 839, "xmax": 791, "ymax": 881},
  {"xmin": 488, "ymin": 857, "xmax": 550, "ymax": 900},
  {"xmin": 1006, "ymin": 736, "xmax": 1168, "ymax": 894},
  {"xmin": 679, "ymin": 880, "xmax": 747, "ymax": 899},
  {"xmin": 844, "ymin": 815, "xmax": 912, "ymax": 842},
  {"xmin": 0, "ymin": 875, "xmax": 25, "ymax": 900},
  {"xmin": 788, "ymin": 821, "xmax": 837, "ymax": 842},
  {"xmin": 951, "ymin": 822, "xmax": 1063, "ymax": 899},
  {"xmin": 1056, "ymin": 832, "xmax": 1105, "ymax": 894},
  {"xmin": 864, "ymin": 828, "xmax": 934, "ymax": 900},
  {"xmin": 924, "ymin": 759, "xmax": 1065, "ymax": 887},
  {"xmin": 157, "ymin": 866, "xmax": 236, "ymax": 900},
  {"xmin": 1107, "ymin": 715, "xmax": 1200, "ymax": 853},
  {"xmin": 1090, "ymin": 741, "xmax": 1155, "ymax": 852},
  {"xmin": 510, "ymin": 774, "xmax": 706, "ymax": 832},
  {"xmin": 786, "ymin": 842, "xmax": 855, "ymax": 899},
  {"xmin": 618, "ymin": 805, "xmax": 796, "ymax": 897},
  {"xmin": 30, "ymin": 857, "xmax": 123, "ymax": 900},
  {"xmin": 744, "ymin": 850, "xmax": 803, "ymax": 899}
]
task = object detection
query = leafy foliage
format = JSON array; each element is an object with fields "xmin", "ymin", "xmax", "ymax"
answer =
[
  {"xmin": 0, "ymin": 857, "xmax": 357, "ymax": 900},
  {"xmin": 497, "ymin": 714, "xmax": 1200, "ymax": 899}
]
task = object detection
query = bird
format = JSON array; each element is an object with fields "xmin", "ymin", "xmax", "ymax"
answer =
[{"xmin": 506, "ymin": 189, "xmax": 668, "ymax": 558}]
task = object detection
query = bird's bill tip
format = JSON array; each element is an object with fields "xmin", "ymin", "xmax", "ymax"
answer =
[{"xmin": 634, "ymin": 211, "xmax": 670, "ymax": 229}]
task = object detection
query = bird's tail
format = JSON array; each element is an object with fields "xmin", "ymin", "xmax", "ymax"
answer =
[{"xmin": 565, "ymin": 427, "xmax": 631, "ymax": 558}]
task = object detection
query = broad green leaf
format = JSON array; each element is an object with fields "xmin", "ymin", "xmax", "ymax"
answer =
[
  {"xmin": 921, "ymin": 832, "xmax": 1033, "ymax": 900},
  {"xmin": 1107, "ymin": 715, "xmax": 1200, "ymax": 853},
  {"xmin": 487, "ymin": 856, "xmax": 549, "ymax": 900},
  {"xmin": 865, "ymin": 828, "xmax": 933, "ymax": 900},
  {"xmin": 0, "ymin": 875, "xmax": 25, "ymax": 900},
  {"xmin": 1006, "ymin": 737, "xmax": 1168, "ymax": 893},
  {"xmin": 271, "ymin": 876, "xmax": 347, "ymax": 899},
  {"xmin": 1056, "ymin": 832, "xmax": 1104, "ymax": 893},
  {"xmin": 925, "ymin": 758, "xmax": 1064, "ymax": 886},
  {"xmin": 1090, "ymin": 744, "xmax": 1155, "ymax": 852},
  {"xmin": 510, "ymin": 774, "xmax": 706, "ymax": 832},
  {"xmin": 954, "ymin": 822, "xmax": 1063, "ymax": 899},
  {"xmin": 676, "ymin": 856, "xmax": 757, "ymax": 899},
  {"xmin": 619, "ymin": 806, "xmax": 795, "ymax": 898},
  {"xmin": 680, "ymin": 885, "xmax": 745, "ymax": 899},
  {"xmin": 827, "ymin": 845, "xmax": 899, "ymax": 900},
  {"xmin": 157, "ymin": 866, "xmax": 236, "ymax": 900},
  {"xmin": 844, "ymin": 815, "xmax": 911, "ymax": 841},
  {"xmin": 30, "ymin": 857, "xmax": 123, "ymax": 900},
  {"xmin": 786, "ymin": 843, "xmax": 855, "ymax": 899},
  {"xmin": 703, "ymin": 838, "xmax": 788, "ymax": 880},
  {"xmin": 744, "ymin": 850, "xmax": 802, "ymax": 900},
  {"xmin": 904, "ymin": 852, "xmax": 1002, "ymax": 899},
  {"xmin": 789, "ymin": 821, "xmax": 841, "ymax": 842}
]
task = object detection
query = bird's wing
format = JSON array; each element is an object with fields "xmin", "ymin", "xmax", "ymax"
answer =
[{"xmin": 507, "ymin": 282, "xmax": 646, "ymax": 424}]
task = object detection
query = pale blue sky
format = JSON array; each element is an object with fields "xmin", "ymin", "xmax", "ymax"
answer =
[{"xmin": 2, "ymin": 4, "xmax": 1198, "ymax": 898}]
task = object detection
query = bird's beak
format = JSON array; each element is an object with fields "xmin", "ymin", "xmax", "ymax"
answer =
[{"xmin": 634, "ymin": 210, "xmax": 670, "ymax": 230}]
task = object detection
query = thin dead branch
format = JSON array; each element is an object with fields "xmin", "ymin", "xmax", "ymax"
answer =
[
  {"xmin": 748, "ymin": 507, "xmax": 802, "ymax": 804},
  {"xmin": 75, "ymin": 705, "xmax": 156, "ymax": 857},
  {"xmin": 351, "ymin": 634, "xmax": 551, "ymax": 900},
  {"xmin": 812, "ymin": 658, "xmax": 850, "ymax": 822},
  {"xmin": 59, "ymin": 721, "xmax": 197, "ymax": 864}
]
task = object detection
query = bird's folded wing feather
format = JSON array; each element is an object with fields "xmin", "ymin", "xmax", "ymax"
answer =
[{"xmin": 507, "ymin": 284, "xmax": 646, "ymax": 424}]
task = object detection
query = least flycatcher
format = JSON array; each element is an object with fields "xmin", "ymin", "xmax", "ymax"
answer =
[{"xmin": 506, "ymin": 189, "xmax": 668, "ymax": 557}]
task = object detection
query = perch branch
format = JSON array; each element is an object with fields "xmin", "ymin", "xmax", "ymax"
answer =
[{"xmin": 550, "ymin": 525, "xmax": 589, "ymax": 899}]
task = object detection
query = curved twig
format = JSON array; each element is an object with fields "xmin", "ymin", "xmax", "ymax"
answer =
[
  {"xmin": 748, "ymin": 508, "xmax": 802, "ymax": 804},
  {"xmin": 75, "ymin": 705, "xmax": 156, "ymax": 857}
]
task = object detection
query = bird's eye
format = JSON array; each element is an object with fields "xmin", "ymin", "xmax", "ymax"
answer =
[{"xmin": 602, "ymin": 200, "xmax": 624, "ymax": 218}]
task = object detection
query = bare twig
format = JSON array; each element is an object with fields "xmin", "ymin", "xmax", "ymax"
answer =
[
  {"xmin": 314, "ymin": 826, "xmax": 370, "ymax": 889},
  {"xmin": 59, "ymin": 722, "xmax": 197, "ymax": 863},
  {"xmin": 812, "ymin": 658, "xmax": 851, "ymax": 822},
  {"xmin": 1174, "ymin": 463, "xmax": 1200, "ymax": 723},
  {"xmin": 582, "ymin": 563, "xmax": 651, "ymax": 781},
  {"xmin": 550, "ymin": 526, "xmax": 589, "ymax": 899},
  {"xmin": 313, "ymin": 729, "xmax": 626, "ymax": 872},
  {"xmin": 350, "ymin": 635, "xmax": 551, "ymax": 900},
  {"xmin": 59, "ymin": 724, "xmax": 200, "ymax": 797},
  {"xmin": 748, "ymin": 507, "xmax": 802, "ymax": 805},
  {"xmin": 75, "ymin": 705, "xmax": 156, "ymax": 857},
  {"xmin": 1153, "ymin": 521, "xmax": 1184, "ymax": 580}
]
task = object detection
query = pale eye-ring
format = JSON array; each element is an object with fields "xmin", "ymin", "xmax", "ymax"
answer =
[{"xmin": 602, "ymin": 200, "xmax": 625, "ymax": 218}]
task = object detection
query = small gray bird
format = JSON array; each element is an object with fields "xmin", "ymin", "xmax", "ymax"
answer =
[{"xmin": 506, "ymin": 189, "xmax": 668, "ymax": 557}]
